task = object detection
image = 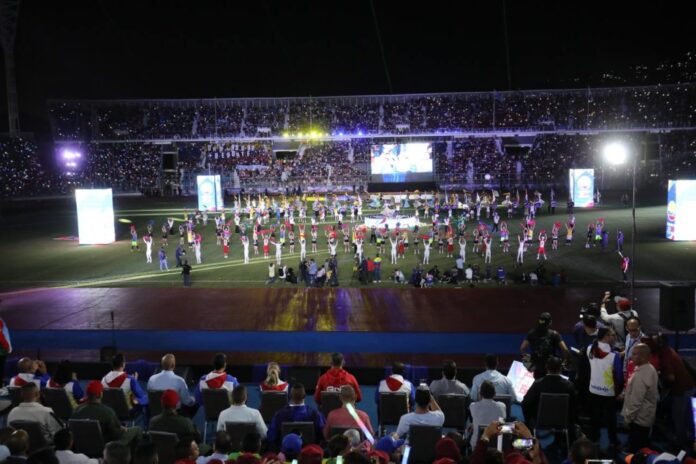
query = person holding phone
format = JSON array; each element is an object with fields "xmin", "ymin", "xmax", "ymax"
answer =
[
  {"xmin": 395, "ymin": 387, "xmax": 444, "ymax": 439},
  {"xmin": 471, "ymin": 421, "xmax": 545, "ymax": 464}
]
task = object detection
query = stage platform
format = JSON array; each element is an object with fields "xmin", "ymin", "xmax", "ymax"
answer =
[{"xmin": 1, "ymin": 286, "xmax": 688, "ymax": 371}]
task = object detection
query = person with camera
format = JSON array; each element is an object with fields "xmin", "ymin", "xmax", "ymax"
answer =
[
  {"xmin": 520, "ymin": 312, "xmax": 569, "ymax": 379},
  {"xmin": 471, "ymin": 420, "xmax": 546, "ymax": 464}
]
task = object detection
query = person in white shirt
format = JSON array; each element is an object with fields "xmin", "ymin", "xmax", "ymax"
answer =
[
  {"xmin": 147, "ymin": 353, "xmax": 197, "ymax": 413},
  {"xmin": 54, "ymin": 429, "xmax": 99, "ymax": 464},
  {"xmin": 216, "ymin": 385, "xmax": 267, "ymax": 439},
  {"xmin": 7, "ymin": 383, "xmax": 63, "ymax": 444},
  {"xmin": 395, "ymin": 387, "xmax": 445, "ymax": 439},
  {"xmin": 429, "ymin": 360, "xmax": 470, "ymax": 397},
  {"xmin": 469, "ymin": 381, "xmax": 507, "ymax": 448},
  {"xmin": 470, "ymin": 354, "xmax": 516, "ymax": 401},
  {"xmin": 600, "ymin": 293, "xmax": 638, "ymax": 349}
]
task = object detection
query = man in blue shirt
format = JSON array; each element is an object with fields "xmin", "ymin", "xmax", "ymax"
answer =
[
  {"xmin": 147, "ymin": 353, "xmax": 198, "ymax": 417},
  {"xmin": 267, "ymin": 383, "xmax": 324, "ymax": 446},
  {"xmin": 470, "ymin": 354, "xmax": 515, "ymax": 401}
]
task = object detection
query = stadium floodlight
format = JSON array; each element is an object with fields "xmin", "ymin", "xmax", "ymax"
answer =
[
  {"xmin": 282, "ymin": 132, "xmax": 289, "ymax": 138},
  {"xmin": 603, "ymin": 142, "xmax": 628, "ymax": 165},
  {"xmin": 601, "ymin": 140, "xmax": 637, "ymax": 301}
]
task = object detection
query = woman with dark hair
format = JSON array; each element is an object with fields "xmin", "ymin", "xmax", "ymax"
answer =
[
  {"xmin": 47, "ymin": 360, "xmax": 84, "ymax": 408},
  {"xmin": 586, "ymin": 327, "xmax": 622, "ymax": 447}
]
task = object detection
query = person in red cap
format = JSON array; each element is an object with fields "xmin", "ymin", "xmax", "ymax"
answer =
[
  {"xmin": 150, "ymin": 389, "xmax": 204, "ymax": 447},
  {"xmin": 298, "ymin": 444, "xmax": 324, "ymax": 464},
  {"xmin": 600, "ymin": 292, "xmax": 638, "ymax": 349},
  {"xmin": 72, "ymin": 380, "xmax": 142, "ymax": 446},
  {"xmin": 314, "ymin": 353, "xmax": 362, "ymax": 405}
]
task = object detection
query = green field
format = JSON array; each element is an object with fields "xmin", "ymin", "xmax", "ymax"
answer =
[{"xmin": 1, "ymin": 196, "xmax": 695, "ymax": 289}]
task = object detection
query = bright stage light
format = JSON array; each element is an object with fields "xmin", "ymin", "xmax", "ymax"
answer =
[
  {"xmin": 75, "ymin": 189, "xmax": 115, "ymax": 245},
  {"xmin": 282, "ymin": 132, "xmax": 289, "ymax": 138},
  {"xmin": 603, "ymin": 142, "xmax": 628, "ymax": 165}
]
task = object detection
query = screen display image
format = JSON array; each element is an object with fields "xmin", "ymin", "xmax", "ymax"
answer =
[
  {"xmin": 569, "ymin": 168, "xmax": 595, "ymax": 208},
  {"xmin": 197, "ymin": 175, "xmax": 224, "ymax": 211},
  {"xmin": 75, "ymin": 189, "xmax": 115, "ymax": 245},
  {"xmin": 370, "ymin": 142, "xmax": 433, "ymax": 183},
  {"xmin": 667, "ymin": 180, "xmax": 696, "ymax": 241}
]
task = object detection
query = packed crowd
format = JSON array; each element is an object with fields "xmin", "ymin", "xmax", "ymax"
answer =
[
  {"xmin": 2, "ymin": 297, "xmax": 695, "ymax": 464},
  {"xmin": 49, "ymin": 84, "xmax": 696, "ymax": 141},
  {"xmin": 0, "ymin": 138, "xmax": 45, "ymax": 199}
]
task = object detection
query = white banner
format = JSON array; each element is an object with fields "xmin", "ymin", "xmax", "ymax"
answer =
[{"xmin": 506, "ymin": 360, "xmax": 535, "ymax": 402}]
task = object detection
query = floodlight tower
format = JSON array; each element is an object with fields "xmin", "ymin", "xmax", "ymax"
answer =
[{"xmin": 0, "ymin": 0, "xmax": 21, "ymax": 136}]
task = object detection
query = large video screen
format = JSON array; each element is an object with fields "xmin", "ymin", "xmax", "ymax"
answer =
[
  {"xmin": 75, "ymin": 189, "xmax": 115, "ymax": 245},
  {"xmin": 370, "ymin": 143, "xmax": 433, "ymax": 183},
  {"xmin": 569, "ymin": 168, "xmax": 595, "ymax": 208},
  {"xmin": 197, "ymin": 175, "xmax": 224, "ymax": 211},
  {"xmin": 667, "ymin": 180, "xmax": 696, "ymax": 241}
]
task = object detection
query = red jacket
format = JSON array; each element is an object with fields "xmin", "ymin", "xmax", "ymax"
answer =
[{"xmin": 314, "ymin": 367, "xmax": 362, "ymax": 403}]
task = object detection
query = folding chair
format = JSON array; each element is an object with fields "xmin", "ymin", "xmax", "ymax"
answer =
[
  {"xmin": 409, "ymin": 425, "xmax": 441, "ymax": 463},
  {"xmin": 202, "ymin": 388, "xmax": 231, "ymax": 443},
  {"xmin": 9, "ymin": 420, "xmax": 50, "ymax": 454},
  {"xmin": 225, "ymin": 422, "xmax": 258, "ymax": 452},
  {"xmin": 149, "ymin": 430, "xmax": 179, "ymax": 464},
  {"xmin": 437, "ymin": 394, "xmax": 469, "ymax": 431},
  {"xmin": 534, "ymin": 393, "xmax": 570, "ymax": 454},
  {"xmin": 319, "ymin": 391, "xmax": 342, "ymax": 418},
  {"xmin": 493, "ymin": 394, "xmax": 513, "ymax": 420},
  {"xmin": 378, "ymin": 392, "xmax": 408, "ymax": 435},
  {"xmin": 281, "ymin": 421, "xmax": 316, "ymax": 444},
  {"xmin": 69, "ymin": 419, "xmax": 105, "ymax": 458},
  {"xmin": 102, "ymin": 388, "xmax": 136, "ymax": 425},
  {"xmin": 42, "ymin": 387, "xmax": 74, "ymax": 421},
  {"xmin": 260, "ymin": 391, "xmax": 288, "ymax": 423},
  {"xmin": 148, "ymin": 390, "xmax": 165, "ymax": 418}
]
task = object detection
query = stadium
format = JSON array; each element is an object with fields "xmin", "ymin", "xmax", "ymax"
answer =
[{"xmin": 1, "ymin": 2, "xmax": 696, "ymax": 463}]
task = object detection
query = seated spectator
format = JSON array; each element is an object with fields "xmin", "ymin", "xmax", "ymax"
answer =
[
  {"xmin": 174, "ymin": 440, "xmax": 200, "ymax": 464},
  {"xmin": 326, "ymin": 434, "xmax": 351, "ymax": 462},
  {"xmin": 103, "ymin": 441, "xmax": 130, "ymax": 464},
  {"xmin": 47, "ymin": 360, "xmax": 85, "ymax": 409},
  {"xmin": 375, "ymin": 362, "xmax": 416, "ymax": 410},
  {"xmin": 429, "ymin": 360, "xmax": 470, "ymax": 397},
  {"xmin": 101, "ymin": 353, "xmax": 148, "ymax": 411},
  {"xmin": 267, "ymin": 383, "xmax": 324, "ymax": 446},
  {"xmin": 7, "ymin": 383, "xmax": 63, "ymax": 444},
  {"xmin": 315, "ymin": 353, "xmax": 362, "ymax": 404},
  {"xmin": 147, "ymin": 354, "xmax": 197, "ymax": 415},
  {"xmin": 323, "ymin": 386, "xmax": 374, "ymax": 440},
  {"xmin": 470, "ymin": 354, "xmax": 515, "ymax": 401},
  {"xmin": 395, "ymin": 387, "xmax": 445, "ymax": 439},
  {"xmin": 54, "ymin": 428, "xmax": 98, "ymax": 464},
  {"xmin": 260, "ymin": 362, "xmax": 288, "ymax": 392},
  {"xmin": 373, "ymin": 435, "xmax": 405, "ymax": 463},
  {"xmin": 72, "ymin": 381, "xmax": 142, "ymax": 446},
  {"xmin": 196, "ymin": 353, "xmax": 239, "ymax": 403},
  {"xmin": 216, "ymin": 385, "xmax": 267, "ymax": 439},
  {"xmin": 469, "ymin": 381, "xmax": 507, "ymax": 449},
  {"xmin": 149, "ymin": 390, "xmax": 202, "ymax": 445},
  {"xmin": 196, "ymin": 431, "xmax": 232, "ymax": 464},
  {"xmin": 342, "ymin": 429, "xmax": 361, "ymax": 449},
  {"xmin": 9, "ymin": 357, "xmax": 49, "ymax": 389},
  {"xmin": 5, "ymin": 430, "xmax": 30, "ymax": 462}
]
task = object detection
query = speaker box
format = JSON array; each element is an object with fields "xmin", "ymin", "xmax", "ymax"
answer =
[{"xmin": 659, "ymin": 282, "xmax": 696, "ymax": 331}]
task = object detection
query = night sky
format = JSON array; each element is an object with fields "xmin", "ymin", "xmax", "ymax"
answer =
[{"xmin": 1, "ymin": 1, "xmax": 694, "ymax": 137}]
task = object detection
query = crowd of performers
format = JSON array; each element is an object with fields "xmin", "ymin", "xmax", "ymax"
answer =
[{"xmin": 126, "ymin": 188, "xmax": 630, "ymax": 284}]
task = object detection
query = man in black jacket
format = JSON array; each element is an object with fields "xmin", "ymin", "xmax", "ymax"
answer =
[{"xmin": 521, "ymin": 356, "xmax": 577, "ymax": 429}]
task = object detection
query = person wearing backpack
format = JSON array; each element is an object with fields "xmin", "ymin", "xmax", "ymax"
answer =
[
  {"xmin": 600, "ymin": 292, "xmax": 638, "ymax": 349},
  {"xmin": 520, "ymin": 312, "xmax": 570, "ymax": 379}
]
